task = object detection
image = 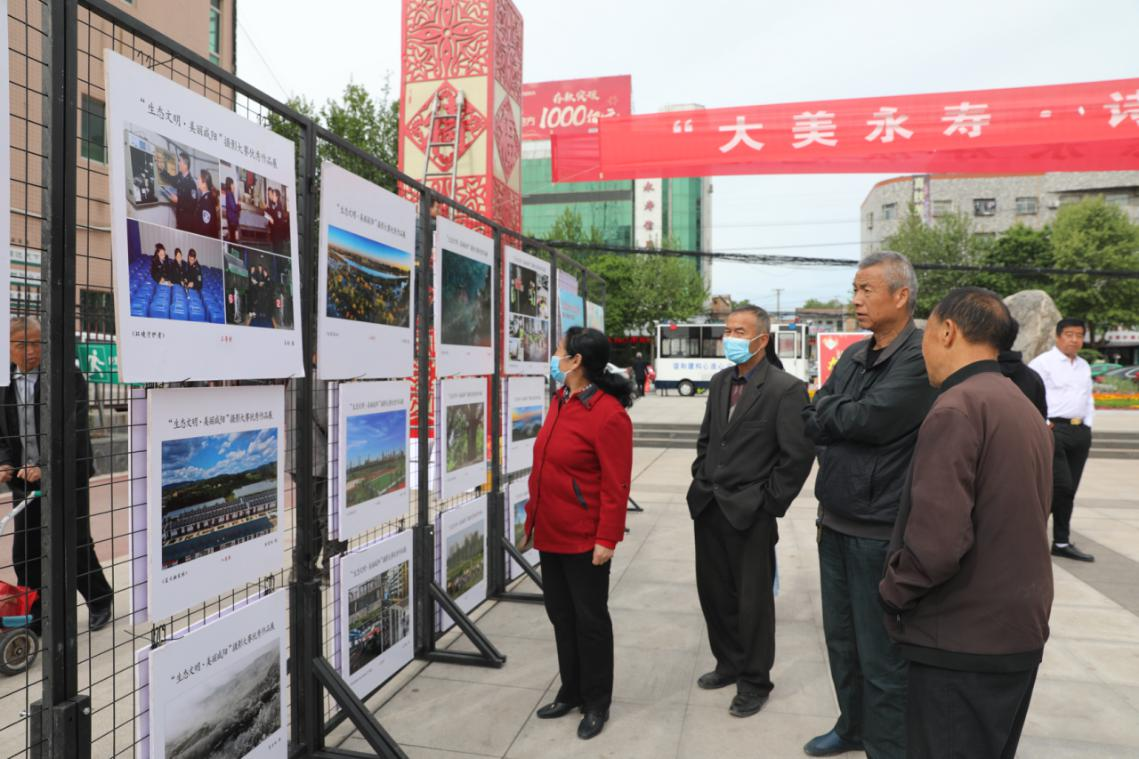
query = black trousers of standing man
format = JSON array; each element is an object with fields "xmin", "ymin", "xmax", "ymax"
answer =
[
  {"xmin": 907, "ymin": 662, "xmax": 1038, "ymax": 759},
  {"xmin": 694, "ymin": 503, "xmax": 777, "ymax": 695},
  {"xmin": 540, "ymin": 550, "xmax": 614, "ymax": 713},
  {"xmin": 1051, "ymin": 422, "xmax": 1091, "ymax": 544}
]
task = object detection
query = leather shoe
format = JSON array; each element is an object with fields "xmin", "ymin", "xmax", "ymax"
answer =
[
  {"xmin": 803, "ymin": 729, "xmax": 864, "ymax": 756},
  {"xmin": 697, "ymin": 671, "xmax": 738, "ymax": 690},
  {"xmin": 577, "ymin": 709, "xmax": 608, "ymax": 740},
  {"xmin": 1052, "ymin": 543, "xmax": 1095, "ymax": 562},
  {"xmin": 88, "ymin": 604, "xmax": 113, "ymax": 632},
  {"xmin": 729, "ymin": 691, "xmax": 768, "ymax": 718},
  {"xmin": 536, "ymin": 701, "xmax": 580, "ymax": 719}
]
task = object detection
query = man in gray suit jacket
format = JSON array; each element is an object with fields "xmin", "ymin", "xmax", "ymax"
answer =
[{"xmin": 687, "ymin": 305, "xmax": 815, "ymax": 718}]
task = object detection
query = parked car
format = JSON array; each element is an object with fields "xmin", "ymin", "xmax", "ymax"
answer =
[{"xmin": 1091, "ymin": 362, "xmax": 1123, "ymax": 378}]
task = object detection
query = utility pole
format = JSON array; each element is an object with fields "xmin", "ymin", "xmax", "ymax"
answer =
[{"xmin": 774, "ymin": 288, "xmax": 783, "ymax": 320}]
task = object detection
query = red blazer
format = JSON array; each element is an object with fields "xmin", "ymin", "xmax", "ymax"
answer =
[{"xmin": 525, "ymin": 385, "xmax": 633, "ymax": 553}]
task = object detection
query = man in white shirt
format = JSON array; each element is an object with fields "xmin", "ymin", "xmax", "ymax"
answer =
[{"xmin": 1028, "ymin": 318, "xmax": 1096, "ymax": 562}]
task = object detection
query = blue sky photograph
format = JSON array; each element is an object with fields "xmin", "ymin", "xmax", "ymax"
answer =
[
  {"xmin": 162, "ymin": 428, "xmax": 278, "ymax": 486},
  {"xmin": 347, "ymin": 409, "xmax": 407, "ymax": 467},
  {"xmin": 328, "ymin": 225, "xmax": 411, "ymax": 272}
]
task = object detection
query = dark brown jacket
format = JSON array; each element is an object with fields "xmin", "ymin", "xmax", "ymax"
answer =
[{"xmin": 879, "ymin": 362, "xmax": 1054, "ymax": 672}]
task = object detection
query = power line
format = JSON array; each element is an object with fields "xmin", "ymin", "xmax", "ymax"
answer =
[
  {"xmin": 236, "ymin": 20, "xmax": 291, "ymax": 101},
  {"xmin": 545, "ymin": 239, "xmax": 1139, "ymax": 279}
]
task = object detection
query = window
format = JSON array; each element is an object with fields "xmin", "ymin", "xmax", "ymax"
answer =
[
  {"xmin": 1015, "ymin": 196, "xmax": 1039, "ymax": 215},
  {"xmin": 973, "ymin": 198, "xmax": 997, "ymax": 217},
  {"xmin": 932, "ymin": 199, "xmax": 953, "ymax": 217},
  {"xmin": 209, "ymin": 0, "xmax": 222, "ymax": 65},
  {"xmin": 865, "ymin": 211, "xmax": 874, "ymax": 230},
  {"xmin": 80, "ymin": 95, "xmax": 106, "ymax": 163},
  {"xmin": 660, "ymin": 326, "xmax": 700, "ymax": 358},
  {"xmin": 702, "ymin": 326, "xmax": 724, "ymax": 358},
  {"xmin": 881, "ymin": 202, "xmax": 897, "ymax": 221},
  {"xmin": 80, "ymin": 290, "xmax": 115, "ymax": 336},
  {"xmin": 1105, "ymin": 192, "xmax": 1131, "ymax": 206}
]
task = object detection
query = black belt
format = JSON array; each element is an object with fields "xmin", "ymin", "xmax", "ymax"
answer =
[{"xmin": 1049, "ymin": 417, "xmax": 1085, "ymax": 427}]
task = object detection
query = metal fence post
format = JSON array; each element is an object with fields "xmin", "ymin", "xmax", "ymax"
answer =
[
  {"xmin": 414, "ymin": 193, "xmax": 434, "ymax": 655},
  {"xmin": 487, "ymin": 230, "xmax": 505, "ymax": 596}
]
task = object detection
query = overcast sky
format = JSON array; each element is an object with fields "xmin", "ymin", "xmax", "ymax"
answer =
[{"xmin": 235, "ymin": 0, "xmax": 1139, "ymax": 312}]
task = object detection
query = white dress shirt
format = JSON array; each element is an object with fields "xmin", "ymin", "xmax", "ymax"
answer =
[
  {"xmin": 1028, "ymin": 346, "xmax": 1095, "ymax": 428},
  {"xmin": 12, "ymin": 370, "xmax": 40, "ymax": 466}
]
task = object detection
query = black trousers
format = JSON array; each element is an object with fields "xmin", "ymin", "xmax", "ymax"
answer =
[
  {"xmin": 694, "ymin": 503, "xmax": 777, "ymax": 696},
  {"xmin": 1051, "ymin": 423, "xmax": 1091, "ymax": 544},
  {"xmin": 907, "ymin": 662, "xmax": 1038, "ymax": 759},
  {"xmin": 11, "ymin": 481, "xmax": 114, "ymax": 613},
  {"xmin": 540, "ymin": 550, "xmax": 614, "ymax": 712}
]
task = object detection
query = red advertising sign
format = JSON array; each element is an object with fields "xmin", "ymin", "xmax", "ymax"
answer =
[
  {"xmin": 816, "ymin": 333, "xmax": 870, "ymax": 389},
  {"xmin": 522, "ymin": 75, "xmax": 632, "ymax": 141},
  {"xmin": 552, "ymin": 78, "xmax": 1139, "ymax": 181}
]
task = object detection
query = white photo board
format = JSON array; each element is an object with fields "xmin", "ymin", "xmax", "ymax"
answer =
[
  {"xmin": 142, "ymin": 385, "xmax": 285, "ymax": 621},
  {"xmin": 332, "ymin": 381, "xmax": 410, "ymax": 539},
  {"xmin": 333, "ymin": 531, "xmax": 414, "ymax": 698},
  {"xmin": 434, "ymin": 217, "xmax": 494, "ymax": 377},
  {"xmin": 436, "ymin": 496, "xmax": 488, "ymax": 630},
  {"xmin": 317, "ymin": 162, "xmax": 415, "ymax": 380},
  {"xmin": 506, "ymin": 479, "xmax": 538, "ymax": 579},
  {"xmin": 504, "ymin": 246, "xmax": 551, "ymax": 375},
  {"xmin": 437, "ymin": 377, "xmax": 488, "ymax": 499},
  {"xmin": 505, "ymin": 376, "xmax": 546, "ymax": 475},
  {"xmin": 106, "ymin": 51, "xmax": 302, "ymax": 382}
]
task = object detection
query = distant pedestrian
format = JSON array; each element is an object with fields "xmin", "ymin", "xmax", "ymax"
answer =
[
  {"xmin": 687, "ymin": 305, "xmax": 814, "ymax": 718},
  {"xmin": 632, "ymin": 352, "xmax": 648, "ymax": 397},
  {"xmin": 1029, "ymin": 318, "xmax": 1096, "ymax": 562},
  {"xmin": 801, "ymin": 251, "xmax": 937, "ymax": 759},
  {"xmin": 880, "ymin": 287, "xmax": 1053, "ymax": 759},
  {"xmin": 522, "ymin": 327, "xmax": 633, "ymax": 741},
  {"xmin": 997, "ymin": 318, "xmax": 1047, "ymax": 418}
]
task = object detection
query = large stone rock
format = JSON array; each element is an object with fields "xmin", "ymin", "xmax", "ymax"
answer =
[{"xmin": 1004, "ymin": 290, "xmax": 1062, "ymax": 362}]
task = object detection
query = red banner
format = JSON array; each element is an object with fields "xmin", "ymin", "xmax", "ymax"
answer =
[
  {"xmin": 817, "ymin": 332, "xmax": 870, "ymax": 388},
  {"xmin": 522, "ymin": 75, "xmax": 632, "ymax": 141},
  {"xmin": 552, "ymin": 79, "xmax": 1139, "ymax": 181}
]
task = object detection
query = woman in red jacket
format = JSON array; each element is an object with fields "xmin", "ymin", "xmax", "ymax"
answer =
[{"xmin": 521, "ymin": 326, "xmax": 634, "ymax": 740}]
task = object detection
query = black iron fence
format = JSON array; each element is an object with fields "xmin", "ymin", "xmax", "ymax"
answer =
[{"xmin": 4, "ymin": 1, "xmax": 606, "ymax": 756}]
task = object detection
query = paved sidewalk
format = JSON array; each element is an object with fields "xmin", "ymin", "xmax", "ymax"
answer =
[{"xmin": 335, "ymin": 446, "xmax": 1139, "ymax": 758}]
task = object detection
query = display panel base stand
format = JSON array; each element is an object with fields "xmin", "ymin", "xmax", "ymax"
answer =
[
  {"xmin": 425, "ymin": 581, "xmax": 508, "ymax": 668},
  {"xmin": 495, "ymin": 536, "xmax": 544, "ymax": 604},
  {"xmin": 628, "ymin": 496, "xmax": 645, "ymax": 513},
  {"xmin": 312, "ymin": 656, "xmax": 408, "ymax": 759}
]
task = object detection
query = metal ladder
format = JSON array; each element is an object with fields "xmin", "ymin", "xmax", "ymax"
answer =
[{"xmin": 422, "ymin": 90, "xmax": 465, "ymax": 218}]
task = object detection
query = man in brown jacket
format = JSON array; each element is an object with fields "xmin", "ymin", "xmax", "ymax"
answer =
[{"xmin": 879, "ymin": 288, "xmax": 1053, "ymax": 759}]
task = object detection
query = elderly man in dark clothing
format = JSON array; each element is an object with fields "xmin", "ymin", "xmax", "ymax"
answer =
[
  {"xmin": 801, "ymin": 251, "xmax": 937, "ymax": 759},
  {"xmin": 880, "ymin": 287, "xmax": 1053, "ymax": 759},
  {"xmin": 997, "ymin": 318, "xmax": 1047, "ymax": 418}
]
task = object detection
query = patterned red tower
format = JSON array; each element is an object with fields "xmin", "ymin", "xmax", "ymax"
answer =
[{"xmin": 399, "ymin": 0, "xmax": 524, "ymax": 232}]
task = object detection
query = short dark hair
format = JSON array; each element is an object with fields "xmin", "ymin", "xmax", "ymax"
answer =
[
  {"xmin": 728, "ymin": 305, "xmax": 771, "ymax": 334},
  {"xmin": 178, "ymin": 151, "xmax": 190, "ymax": 165},
  {"xmin": 154, "ymin": 243, "xmax": 165, "ymax": 253},
  {"xmin": 188, "ymin": 248, "xmax": 197, "ymax": 259},
  {"xmin": 930, "ymin": 287, "xmax": 1012, "ymax": 350},
  {"xmin": 1056, "ymin": 317, "xmax": 1087, "ymax": 336}
]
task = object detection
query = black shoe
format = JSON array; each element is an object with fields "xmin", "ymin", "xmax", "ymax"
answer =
[
  {"xmin": 804, "ymin": 729, "xmax": 864, "ymax": 756},
  {"xmin": 88, "ymin": 604, "xmax": 113, "ymax": 632},
  {"xmin": 1052, "ymin": 543, "xmax": 1095, "ymax": 562},
  {"xmin": 697, "ymin": 671, "xmax": 738, "ymax": 690},
  {"xmin": 536, "ymin": 701, "xmax": 581, "ymax": 719},
  {"xmin": 577, "ymin": 710, "xmax": 608, "ymax": 740},
  {"xmin": 729, "ymin": 692, "xmax": 768, "ymax": 718}
]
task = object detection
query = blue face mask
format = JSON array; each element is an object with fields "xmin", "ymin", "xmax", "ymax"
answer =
[
  {"xmin": 550, "ymin": 355, "xmax": 567, "ymax": 384},
  {"xmin": 723, "ymin": 336, "xmax": 760, "ymax": 365}
]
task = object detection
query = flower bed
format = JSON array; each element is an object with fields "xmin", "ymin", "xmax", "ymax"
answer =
[{"xmin": 1094, "ymin": 393, "xmax": 1139, "ymax": 409}]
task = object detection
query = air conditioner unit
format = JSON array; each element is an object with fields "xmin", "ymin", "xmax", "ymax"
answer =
[{"xmin": 1046, "ymin": 199, "xmax": 1060, "ymax": 209}]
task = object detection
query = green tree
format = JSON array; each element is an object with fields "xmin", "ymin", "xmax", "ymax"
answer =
[
  {"xmin": 884, "ymin": 205, "xmax": 988, "ymax": 316},
  {"xmin": 801, "ymin": 297, "xmax": 844, "ymax": 309},
  {"xmin": 1049, "ymin": 197, "xmax": 1139, "ymax": 332},
  {"xmin": 974, "ymin": 223, "xmax": 1053, "ymax": 297},
  {"xmin": 544, "ymin": 208, "xmax": 707, "ymax": 337}
]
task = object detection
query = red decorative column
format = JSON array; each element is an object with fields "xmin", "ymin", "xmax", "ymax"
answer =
[{"xmin": 399, "ymin": 0, "xmax": 524, "ymax": 232}]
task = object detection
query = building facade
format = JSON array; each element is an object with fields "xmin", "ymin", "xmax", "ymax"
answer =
[
  {"xmin": 860, "ymin": 171, "xmax": 1139, "ymax": 257},
  {"xmin": 11, "ymin": 0, "xmax": 238, "ymax": 328}
]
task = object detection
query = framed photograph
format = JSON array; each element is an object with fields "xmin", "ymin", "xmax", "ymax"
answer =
[
  {"xmin": 141, "ymin": 590, "xmax": 288, "ymax": 759},
  {"xmin": 437, "ymin": 378, "xmax": 488, "ymax": 499},
  {"xmin": 505, "ymin": 376, "xmax": 547, "ymax": 475},
  {"xmin": 332, "ymin": 381, "xmax": 410, "ymax": 540},
  {"xmin": 434, "ymin": 217, "xmax": 494, "ymax": 378},
  {"xmin": 140, "ymin": 385, "xmax": 285, "ymax": 621},
  {"xmin": 557, "ymin": 289, "xmax": 584, "ymax": 335},
  {"xmin": 504, "ymin": 246, "xmax": 551, "ymax": 375},
  {"xmin": 586, "ymin": 301, "xmax": 605, "ymax": 332},
  {"xmin": 317, "ymin": 162, "xmax": 415, "ymax": 380},
  {"xmin": 505, "ymin": 480, "xmax": 538, "ymax": 579},
  {"xmin": 333, "ymin": 531, "xmax": 414, "ymax": 698},
  {"xmin": 436, "ymin": 496, "xmax": 487, "ymax": 630},
  {"xmin": 106, "ymin": 51, "xmax": 302, "ymax": 382}
]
